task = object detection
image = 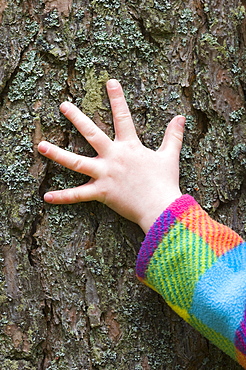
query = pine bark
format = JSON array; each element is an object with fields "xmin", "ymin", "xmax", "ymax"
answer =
[{"xmin": 0, "ymin": 0, "xmax": 245, "ymax": 369}]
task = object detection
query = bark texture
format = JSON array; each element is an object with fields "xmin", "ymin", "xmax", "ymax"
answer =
[{"xmin": 0, "ymin": 0, "xmax": 246, "ymax": 369}]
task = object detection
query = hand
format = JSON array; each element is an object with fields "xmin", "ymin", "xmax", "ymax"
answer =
[{"xmin": 38, "ymin": 79, "xmax": 185, "ymax": 233}]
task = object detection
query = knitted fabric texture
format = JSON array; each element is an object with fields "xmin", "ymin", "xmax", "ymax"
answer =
[{"xmin": 136, "ymin": 194, "xmax": 246, "ymax": 368}]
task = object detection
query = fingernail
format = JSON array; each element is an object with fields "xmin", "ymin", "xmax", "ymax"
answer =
[
  {"xmin": 177, "ymin": 116, "xmax": 186, "ymax": 127},
  {"xmin": 107, "ymin": 79, "xmax": 119, "ymax": 88},
  {"xmin": 44, "ymin": 193, "xmax": 53, "ymax": 202},
  {"xmin": 38, "ymin": 141, "xmax": 48, "ymax": 154},
  {"xmin": 60, "ymin": 101, "xmax": 70, "ymax": 114}
]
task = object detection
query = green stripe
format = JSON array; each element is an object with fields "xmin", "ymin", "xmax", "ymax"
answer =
[
  {"xmin": 189, "ymin": 315, "xmax": 236, "ymax": 360},
  {"xmin": 146, "ymin": 222, "xmax": 217, "ymax": 311}
]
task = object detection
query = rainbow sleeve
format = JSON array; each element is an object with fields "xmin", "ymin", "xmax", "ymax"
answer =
[{"xmin": 136, "ymin": 194, "xmax": 246, "ymax": 368}]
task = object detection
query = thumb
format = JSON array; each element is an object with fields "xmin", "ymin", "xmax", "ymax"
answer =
[{"xmin": 158, "ymin": 115, "xmax": 185, "ymax": 155}]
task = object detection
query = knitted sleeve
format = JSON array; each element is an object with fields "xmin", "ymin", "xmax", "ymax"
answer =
[{"xmin": 136, "ymin": 194, "xmax": 246, "ymax": 368}]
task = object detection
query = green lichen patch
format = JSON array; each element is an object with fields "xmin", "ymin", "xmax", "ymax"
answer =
[
  {"xmin": 8, "ymin": 50, "xmax": 44, "ymax": 102},
  {"xmin": 81, "ymin": 68, "xmax": 109, "ymax": 117}
]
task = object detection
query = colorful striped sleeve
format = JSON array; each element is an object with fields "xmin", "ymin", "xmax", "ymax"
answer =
[{"xmin": 136, "ymin": 194, "xmax": 246, "ymax": 368}]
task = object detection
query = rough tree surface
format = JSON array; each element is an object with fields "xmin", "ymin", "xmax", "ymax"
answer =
[{"xmin": 0, "ymin": 0, "xmax": 245, "ymax": 369}]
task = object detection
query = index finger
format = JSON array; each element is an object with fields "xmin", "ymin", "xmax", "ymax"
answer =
[
  {"xmin": 60, "ymin": 102, "xmax": 112, "ymax": 155},
  {"xmin": 106, "ymin": 79, "xmax": 138, "ymax": 142}
]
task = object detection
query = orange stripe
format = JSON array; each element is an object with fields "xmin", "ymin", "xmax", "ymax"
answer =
[
  {"xmin": 236, "ymin": 348, "xmax": 246, "ymax": 369},
  {"xmin": 181, "ymin": 205, "xmax": 243, "ymax": 256}
]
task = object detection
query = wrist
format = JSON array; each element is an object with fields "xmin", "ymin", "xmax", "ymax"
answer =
[{"xmin": 138, "ymin": 190, "xmax": 183, "ymax": 234}]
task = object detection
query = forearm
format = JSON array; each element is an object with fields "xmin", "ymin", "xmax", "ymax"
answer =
[{"xmin": 136, "ymin": 195, "xmax": 246, "ymax": 368}]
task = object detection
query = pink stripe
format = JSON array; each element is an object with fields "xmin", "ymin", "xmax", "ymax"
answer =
[{"xmin": 168, "ymin": 194, "xmax": 197, "ymax": 219}]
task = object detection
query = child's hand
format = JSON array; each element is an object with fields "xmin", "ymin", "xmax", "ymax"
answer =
[{"xmin": 38, "ymin": 79, "xmax": 185, "ymax": 233}]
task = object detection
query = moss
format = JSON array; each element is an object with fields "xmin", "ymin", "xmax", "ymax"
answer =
[{"xmin": 81, "ymin": 68, "xmax": 109, "ymax": 117}]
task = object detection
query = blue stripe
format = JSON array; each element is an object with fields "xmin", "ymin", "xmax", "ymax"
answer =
[{"xmin": 190, "ymin": 242, "xmax": 246, "ymax": 342}]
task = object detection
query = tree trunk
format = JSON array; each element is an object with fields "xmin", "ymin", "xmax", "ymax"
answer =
[{"xmin": 0, "ymin": 0, "xmax": 245, "ymax": 369}]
